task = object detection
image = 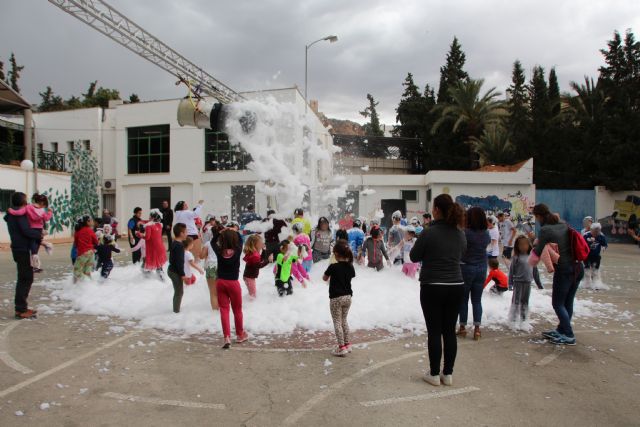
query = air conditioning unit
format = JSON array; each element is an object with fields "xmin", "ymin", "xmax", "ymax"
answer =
[{"xmin": 103, "ymin": 179, "xmax": 116, "ymax": 193}]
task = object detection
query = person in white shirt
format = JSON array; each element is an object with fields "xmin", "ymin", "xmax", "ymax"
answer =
[
  {"xmin": 174, "ymin": 200, "xmax": 204, "ymax": 260},
  {"xmin": 487, "ymin": 216, "xmax": 500, "ymax": 259},
  {"xmin": 497, "ymin": 212, "xmax": 516, "ymax": 266}
]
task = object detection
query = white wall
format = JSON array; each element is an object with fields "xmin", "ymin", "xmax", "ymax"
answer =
[
  {"xmin": 595, "ymin": 186, "xmax": 640, "ymax": 221},
  {"xmin": 0, "ymin": 165, "xmax": 71, "ymax": 243}
]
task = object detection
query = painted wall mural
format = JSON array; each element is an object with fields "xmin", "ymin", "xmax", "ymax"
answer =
[
  {"xmin": 598, "ymin": 194, "xmax": 640, "ymax": 243},
  {"xmin": 455, "ymin": 191, "xmax": 533, "ymax": 221}
]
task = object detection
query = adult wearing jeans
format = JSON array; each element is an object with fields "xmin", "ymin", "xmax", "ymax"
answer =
[
  {"xmin": 457, "ymin": 207, "xmax": 491, "ymax": 341},
  {"xmin": 4, "ymin": 192, "xmax": 42, "ymax": 319},
  {"xmin": 410, "ymin": 194, "xmax": 466, "ymax": 387},
  {"xmin": 532, "ymin": 204, "xmax": 584, "ymax": 346}
]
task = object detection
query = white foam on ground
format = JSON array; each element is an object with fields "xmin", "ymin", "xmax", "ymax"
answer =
[{"xmin": 43, "ymin": 262, "xmax": 619, "ymax": 337}]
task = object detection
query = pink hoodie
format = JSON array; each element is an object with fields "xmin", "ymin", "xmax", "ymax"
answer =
[
  {"xmin": 529, "ymin": 243, "xmax": 560, "ymax": 273},
  {"xmin": 8, "ymin": 204, "xmax": 53, "ymax": 229}
]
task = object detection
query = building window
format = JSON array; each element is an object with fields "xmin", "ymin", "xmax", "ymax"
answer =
[
  {"xmin": 401, "ymin": 190, "xmax": 418, "ymax": 202},
  {"xmin": 83, "ymin": 140, "xmax": 91, "ymax": 151},
  {"xmin": 37, "ymin": 143, "xmax": 44, "ymax": 152},
  {"xmin": 51, "ymin": 142, "xmax": 58, "ymax": 153},
  {"xmin": 150, "ymin": 186, "xmax": 171, "ymax": 210},
  {"xmin": 204, "ymin": 131, "xmax": 250, "ymax": 171},
  {"xmin": 127, "ymin": 125, "xmax": 170, "ymax": 174},
  {"xmin": 67, "ymin": 141, "xmax": 75, "ymax": 152},
  {"xmin": 0, "ymin": 188, "xmax": 15, "ymax": 212}
]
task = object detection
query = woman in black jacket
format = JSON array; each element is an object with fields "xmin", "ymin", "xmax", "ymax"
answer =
[{"xmin": 410, "ymin": 194, "xmax": 466, "ymax": 387}]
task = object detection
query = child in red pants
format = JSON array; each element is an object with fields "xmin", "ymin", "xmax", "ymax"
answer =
[
  {"xmin": 242, "ymin": 234, "xmax": 272, "ymax": 299},
  {"xmin": 211, "ymin": 227, "xmax": 248, "ymax": 349}
]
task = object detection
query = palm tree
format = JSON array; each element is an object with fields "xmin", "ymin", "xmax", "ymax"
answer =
[
  {"xmin": 566, "ymin": 77, "xmax": 608, "ymax": 126},
  {"xmin": 431, "ymin": 78, "xmax": 507, "ymax": 139},
  {"xmin": 468, "ymin": 124, "xmax": 516, "ymax": 166}
]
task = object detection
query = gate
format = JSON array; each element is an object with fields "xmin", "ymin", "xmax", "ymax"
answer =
[{"xmin": 535, "ymin": 189, "xmax": 595, "ymax": 230}]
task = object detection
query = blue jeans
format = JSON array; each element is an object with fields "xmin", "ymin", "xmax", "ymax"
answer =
[
  {"xmin": 459, "ymin": 263, "xmax": 487, "ymax": 326},
  {"xmin": 552, "ymin": 263, "xmax": 584, "ymax": 338}
]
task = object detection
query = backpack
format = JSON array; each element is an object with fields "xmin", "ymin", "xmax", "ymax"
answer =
[{"xmin": 568, "ymin": 226, "xmax": 590, "ymax": 262}]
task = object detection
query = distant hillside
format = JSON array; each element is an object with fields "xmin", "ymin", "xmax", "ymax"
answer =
[{"xmin": 319, "ymin": 114, "xmax": 365, "ymax": 136}]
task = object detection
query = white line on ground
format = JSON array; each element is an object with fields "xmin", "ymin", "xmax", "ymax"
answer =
[
  {"xmin": 535, "ymin": 353, "xmax": 560, "ymax": 366},
  {"xmin": 0, "ymin": 322, "xmax": 34, "ymax": 374},
  {"xmin": 0, "ymin": 332, "xmax": 137, "ymax": 399},
  {"xmin": 282, "ymin": 351, "xmax": 424, "ymax": 426},
  {"xmin": 359, "ymin": 386, "xmax": 481, "ymax": 407},
  {"xmin": 102, "ymin": 392, "xmax": 226, "ymax": 410}
]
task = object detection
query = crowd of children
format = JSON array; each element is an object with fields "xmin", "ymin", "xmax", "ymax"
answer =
[{"xmin": 30, "ymin": 200, "xmax": 611, "ymax": 355}]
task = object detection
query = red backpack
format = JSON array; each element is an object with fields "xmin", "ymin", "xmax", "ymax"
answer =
[{"xmin": 568, "ymin": 227, "xmax": 590, "ymax": 262}]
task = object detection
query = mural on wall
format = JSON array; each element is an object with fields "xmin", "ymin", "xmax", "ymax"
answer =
[
  {"xmin": 43, "ymin": 141, "xmax": 99, "ymax": 234},
  {"xmin": 598, "ymin": 195, "xmax": 640, "ymax": 243},
  {"xmin": 455, "ymin": 191, "xmax": 533, "ymax": 221}
]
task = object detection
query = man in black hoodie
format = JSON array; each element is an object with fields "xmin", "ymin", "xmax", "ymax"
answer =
[{"xmin": 4, "ymin": 192, "xmax": 43, "ymax": 319}]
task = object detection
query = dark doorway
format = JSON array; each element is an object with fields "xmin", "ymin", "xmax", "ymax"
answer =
[
  {"xmin": 231, "ymin": 185, "xmax": 255, "ymax": 221},
  {"xmin": 150, "ymin": 186, "xmax": 171, "ymax": 211},
  {"xmin": 380, "ymin": 199, "xmax": 406, "ymax": 230}
]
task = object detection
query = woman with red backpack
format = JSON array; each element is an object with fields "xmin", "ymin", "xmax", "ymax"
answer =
[{"xmin": 532, "ymin": 204, "xmax": 585, "ymax": 346}]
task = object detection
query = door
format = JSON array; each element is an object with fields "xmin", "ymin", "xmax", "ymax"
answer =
[
  {"xmin": 231, "ymin": 185, "xmax": 255, "ymax": 221},
  {"xmin": 380, "ymin": 199, "xmax": 406, "ymax": 230},
  {"xmin": 102, "ymin": 193, "xmax": 116, "ymax": 216},
  {"xmin": 150, "ymin": 186, "xmax": 171, "ymax": 211}
]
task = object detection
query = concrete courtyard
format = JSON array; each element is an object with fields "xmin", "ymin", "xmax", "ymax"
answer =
[{"xmin": 0, "ymin": 243, "xmax": 638, "ymax": 426}]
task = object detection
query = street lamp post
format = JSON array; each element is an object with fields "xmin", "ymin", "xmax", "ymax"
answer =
[{"xmin": 305, "ymin": 35, "xmax": 338, "ymax": 113}]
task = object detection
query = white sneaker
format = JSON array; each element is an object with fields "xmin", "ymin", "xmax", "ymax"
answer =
[
  {"xmin": 422, "ymin": 374, "xmax": 440, "ymax": 386},
  {"xmin": 440, "ymin": 374, "xmax": 453, "ymax": 386},
  {"xmin": 331, "ymin": 346, "xmax": 348, "ymax": 357}
]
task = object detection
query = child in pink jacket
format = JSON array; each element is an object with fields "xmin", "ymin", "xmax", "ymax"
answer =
[
  {"xmin": 8, "ymin": 193, "xmax": 53, "ymax": 271},
  {"xmin": 292, "ymin": 222, "xmax": 313, "ymax": 273}
]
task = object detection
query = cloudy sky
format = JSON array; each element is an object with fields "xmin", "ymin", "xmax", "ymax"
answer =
[{"xmin": 1, "ymin": 0, "xmax": 639, "ymax": 124}]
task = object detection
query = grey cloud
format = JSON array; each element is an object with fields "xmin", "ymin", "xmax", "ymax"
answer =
[{"xmin": 1, "ymin": 0, "xmax": 639, "ymax": 124}]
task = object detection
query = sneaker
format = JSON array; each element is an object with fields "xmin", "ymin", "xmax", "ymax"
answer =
[
  {"xmin": 33, "ymin": 267, "xmax": 43, "ymax": 273},
  {"xmin": 44, "ymin": 242, "xmax": 53, "ymax": 255},
  {"xmin": 456, "ymin": 325, "xmax": 467, "ymax": 338},
  {"xmin": 550, "ymin": 334, "xmax": 576, "ymax": 346},
  {"xmin": 236, "ymin": 332, "xmax": 249, "ymax": 344},
  {"xmin": 344, "ymin": 342, "xmax": 353, "ymax": 353},
  {"xmin": 440, "ymin": 374, "xmax": 453, "ymax": 386},
  {"xmin": 15, "ymin": 309, "xmax": 37, "ymax": 319},
  {"xmin": 422, "ymin": 374, "xmax": 441, "ymax": 386},
  {"xmin": 222, "ymin": 337, "xmax": 232, "ymax": 349},
  {"xmin": 541, "ymin": 330, "xmax": 561, "ymax": 340},
  {"xmin": 331, "ymin": 346, "xmax": 348, "ymax": 357}
]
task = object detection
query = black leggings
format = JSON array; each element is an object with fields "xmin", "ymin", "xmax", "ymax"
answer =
[{"xmin": 420, "ymin": 284, "xmax": 464, "ymax": 376}]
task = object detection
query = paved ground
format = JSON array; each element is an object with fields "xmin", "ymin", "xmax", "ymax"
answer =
[{"xmin": 0, "ymin": 243, "xmax": 638, "ymax": 426}]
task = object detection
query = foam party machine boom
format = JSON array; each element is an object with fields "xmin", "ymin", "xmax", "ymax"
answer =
[{"xmin": 48, "ymin": 0, "xmax": 255, "ymax": 133}]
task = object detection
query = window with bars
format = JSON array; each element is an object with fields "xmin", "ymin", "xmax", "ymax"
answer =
[
  {"xmin": 127, "ymin": 125, "xmax": 170, "ymax": 174},
  {"xmin": 204, "ymin": 131, "xmax": 250, "ymax": 171}
]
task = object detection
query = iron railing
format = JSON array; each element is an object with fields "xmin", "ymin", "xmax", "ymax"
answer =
[{"xmin": 37, "ymin": 149, "xmax": 66, "ymax": 172}]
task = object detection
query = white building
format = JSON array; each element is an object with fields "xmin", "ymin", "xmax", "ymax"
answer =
[{"xmin": 1, "ymin": 87, "xmax": 332, "ymax": 242}]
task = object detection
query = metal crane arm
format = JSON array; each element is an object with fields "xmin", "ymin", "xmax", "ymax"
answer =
[{"xmin": 48, "ymin": 0, "xmax": 242, "ymax": 104}]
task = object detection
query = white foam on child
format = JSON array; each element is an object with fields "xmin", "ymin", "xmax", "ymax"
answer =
[{"xmin": 43, "ymin": 262, "xmax": 621, "ymax": 338}]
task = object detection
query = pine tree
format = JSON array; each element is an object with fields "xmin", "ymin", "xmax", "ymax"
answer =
[
  {"xmin": 38, "ymin": 86, "xmax": 64, "ymax": 112},
  {"xmin": 506, "ymin": 60, "xmax": 530, "ymax": 160},
  {"xmin": 129, "ymin": 93, "xmax": 140, "ymax": 103},
  {"xmin": 548, "ymin": 67, "xmax": 561, "ymax": 116},
  {"xmin": 437, "ymin": 37, "xmax": 469, "ymax": 104},
  {"xmin": 360, "ymin": 93, "xmax": 383, "ymax": 136},
  {"xmin": 394, "ymin": 73, "xmax": 426, "ymax": 138},
  {"xmin": 7, "ymin": 53, "xmax": 24, "ymax": 93},
  {"xmin": 0, "ymin": 60, "xmax": 5, "ymax": 82}
]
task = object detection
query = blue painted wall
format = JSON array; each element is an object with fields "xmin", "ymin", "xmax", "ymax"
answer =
[{"xmin": 535, "ymin": 189, "xmax": 595, "ymax": 230}]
